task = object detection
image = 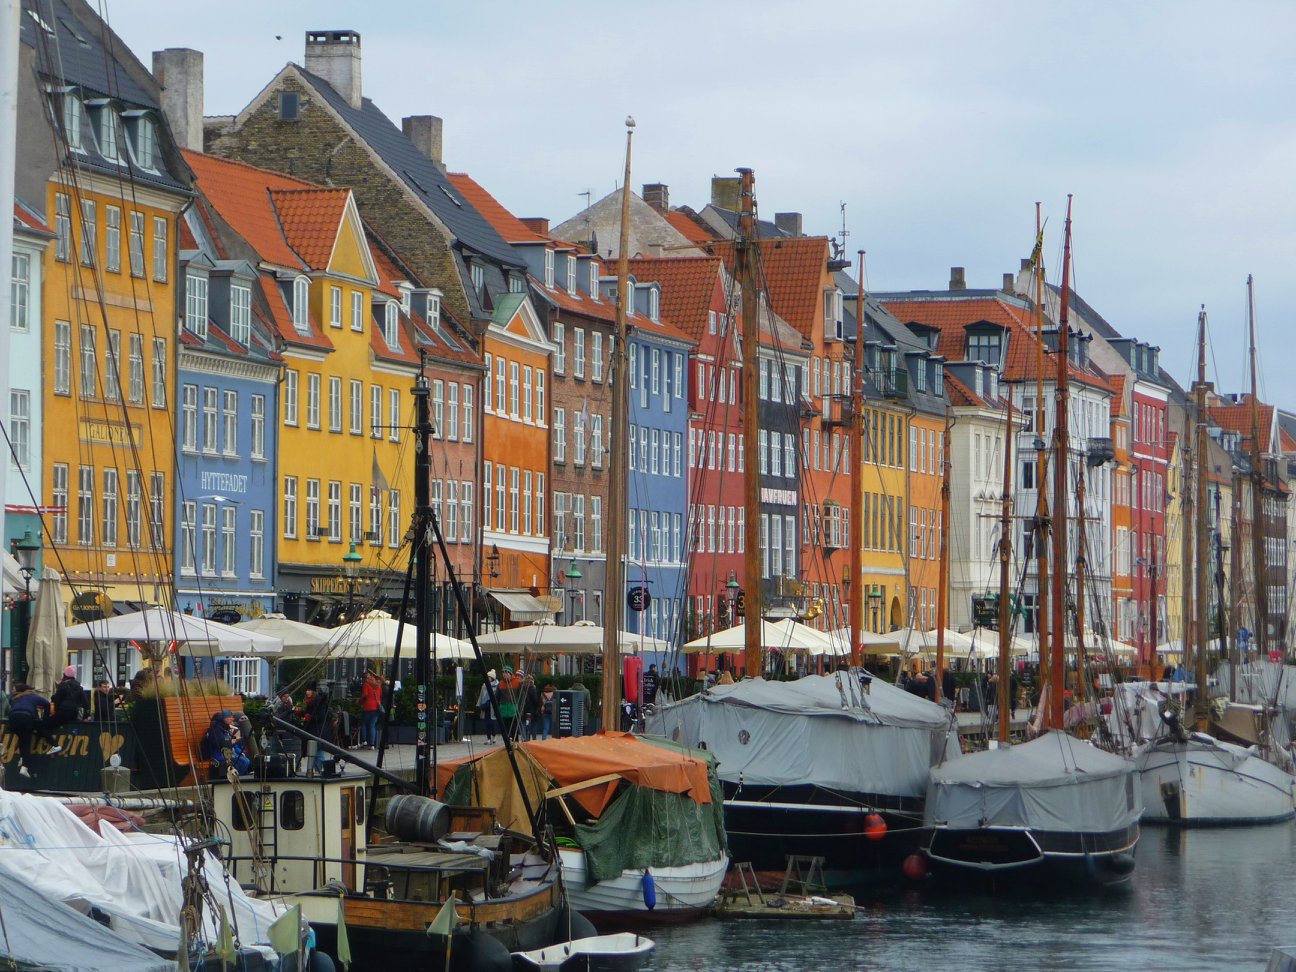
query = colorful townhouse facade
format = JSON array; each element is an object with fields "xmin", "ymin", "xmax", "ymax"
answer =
[{"xmin": 23, "ymin": 5, "xmax": 192, "ymax": 636}]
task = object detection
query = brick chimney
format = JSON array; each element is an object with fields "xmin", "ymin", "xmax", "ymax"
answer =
[
  {"xmin": 774, "ymin": 212, "xmax": 803, "ymax": 237},
  {"xmin": 304, "ymin": 30, "xmax": 362, "ymax": 110},
  {"xmin": 1002, "ymin": 273, "xmax": 1015, "ymax": 293},
  {"xmin": 402, "ymin": 115, "xmax": 444, "ymax": 171},
  {"xmin": 520, "ymin": 217, "xmax": 549, "ymax": 236},
  {"xmin": 949, "ymin": 267, "xmax": 967, "ymax": 291},
  {"xmin": 710, "ymin": 176, "xmax": 740, "ymax": 211},
  {"xmin": 643, "ymin": 183, "xmax": 669, "ymax": 212},
  {"xmin": 152, "ymin": 48, "xmax": 203, "ymax": 152}
]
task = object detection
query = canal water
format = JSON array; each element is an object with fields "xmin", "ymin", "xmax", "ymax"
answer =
[{"xmin": 647, "ymin": 824, "xmax": 1296, "ymax": 970}]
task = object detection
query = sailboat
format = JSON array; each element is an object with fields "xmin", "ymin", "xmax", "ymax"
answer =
[
  {"xmin": 921, "ymin": 200, "xmax": 1142, "ymax": 886},
  {"xmin": 1118, "ymin": 288, "xmax": 1296, "ymax": 826},
  {"xmin": 649, "ymin": 172, "xmax": 958, "ymax": 886}
]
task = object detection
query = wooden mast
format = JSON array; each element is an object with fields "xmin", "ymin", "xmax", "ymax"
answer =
[
  {"xmin": 1246, "ymin": 275, "xmax": 1268, "ymax": 663},
  {"xmin": 738, "ymin": 168, "xmax": 764, "ymax": 678},
  {"xmin": 1032, "ymin": 203, "xmax": 1052, "ymax": 723},
  {"xmin": 1229, "ymin": 470, "xmax": 1243, "ymax": 701},
  {"xmin": 1074, "ymin": 459, "xmax": 1088, "ymax": 704},
  {"xmin": 849, "ymin": 251, "xmax": 867, "ymax": 668},
  {"xmin": 1180, "ymin": 412, "xmax": 1195, "ymax": 682},
  {"xmin": 936, "ymin": 406, "xmax": 952, "ymax": 700},
  {"xmin": 602, "ymin": 119, "xmax": 634, "ymax": 726},
  {"xmin": 1047, "ymin": 196, "xmax": 1073, "ymax": 731},
  {"xmin": 1193, "ymin": 306, "xmax": 1211, "ymax": 729},
  {"xmin": 997, "ymin": 393, "xmax": 1015, "ymax": 742}
]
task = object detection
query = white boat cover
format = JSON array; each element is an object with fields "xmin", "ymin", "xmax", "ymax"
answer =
[
  {"xmin": 647, "ymin": 674, "xmax": 958, "ymax": 796},
  {"xmin": 0, "ymin": 790, "xmax": 283, "ymax": 957},
  {"xmin": 925, "ymin": 731, "xmax": 1141, "ymax": 833},
  {"xmin": 1216, "ymin": 662, "xmax": 1296, "ymax": 711}
]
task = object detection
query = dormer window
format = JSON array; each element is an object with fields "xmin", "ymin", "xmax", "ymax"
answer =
[
  {"xmin": 823, "ymin": 287, "xmax": 843, "ymax": 340},
  {"xmin": 965, "ymin": 325, "xmax": 1004, "ymax": 366},
  {"xmin": 184, "ymin": 271, "xmax": 208, "ymax": 339},
  {"xmin": 398, "ymin": 283, "xmax": 411, "ymax": 314},
  {"xmin": 589, "ymin": 263, "xmax": 599, "ymax": 300},
  {"xmin": 470, "ymin": 262, "xmax": 484, "ymax": 296},
  {"xmin": 913, "ymin": 356, "xmax": 927, "ymax": 392},
  {"xmin": 97, "ymin": 106, "xmax": 120, "ymax": 163},
  {"xmin": 508, "ymin": 274, "xmax": 524, "ymax": 293},
  {"xmin": 544, "ymin": 249, "xmax": 555, "ymax": 289},
  {"xmin": 291, "ymin": 276, "xmax": 311, "ymax": 334},
  {"xmin": 61, "ymin": 91, "xmax": 83, "ymax": 150},
  {"xmin": 230, "ymin": 281, "xmax": 252, "ymax": 345},
  {"xmin": 426, "ymin": 290, "xmax": 441, "ymax": 328},
  {"xmin": 987, "ymin": 368, "xmax": 999, "ymax": 400},
  {"xmin": 934, "ymin": 362, "xmax": 944, "ymax": 396},
  {"xmin": 384, "ymin": 301, "xmax": 400, "ymax": 348},
  {"xmin": 125, "ymin": 113, "xmax": 156, "ymax": 169},
  {"xmin": 649, "ymin": 287, "xmax": 659, "ymax": 322},
  {"xmin": 566, "ymin": 255, "xmax": 577, "ymax": 295}
]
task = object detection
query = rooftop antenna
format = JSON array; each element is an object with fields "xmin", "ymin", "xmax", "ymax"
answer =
[
  {"xmin": 834, "ymin": 201, "xmax": 849, "ymax": 261},
  {"xmin": 579, "ymin": 189, "xmax": 592, "ymax": 210}
]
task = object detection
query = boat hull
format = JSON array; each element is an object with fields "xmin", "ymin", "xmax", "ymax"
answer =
[
  {"xmin": 720, "ymin": 783, "xmax": 924, "ymax": 887},
  {"xmin": 1137, "ymin": 738, "xmax": 1296, "ymax": 826},
  {"xmin": 299, "ymin": 878, "xmax": 565, "ymax": 972},
  {"xmin": 512, "ymin": 933, "xmax": 655, "ymax": 972},
  {"xmin": 558, "ymin": 849, "xmax": 727, "ymax": 928},
  {"xmin": 922, "ymin": 822, "xmax": 1140, "ymax": 888}
]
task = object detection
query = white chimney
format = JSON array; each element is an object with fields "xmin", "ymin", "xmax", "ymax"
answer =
[
  {"xmin": 152, "ymin": 48, "xmax": 203, "ymax": 152},
  {"xmin": 304, "ymin": 31, "xmax": 362, "ymax": 110}
]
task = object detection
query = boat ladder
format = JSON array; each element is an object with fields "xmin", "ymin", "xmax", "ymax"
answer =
[
  {"xmin": 780, "ymin": 855, "xmax": 828, "ymax": 897},
  {"xmin": 730, "ymin": 862, "xmax": 766, "ymax": 906}
]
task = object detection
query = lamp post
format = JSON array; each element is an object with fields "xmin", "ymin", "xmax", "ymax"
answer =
[
  {"xmin": 9, "ymin": 529, "xmax": 40, "ymax": 686},
  {"xmin": 722, "ymin": 570, "xmax": 739, "ymax": 627},
  {"xmin": 566, "ymin": 558, "xmax": 582, "ymax": 624},
  {"xmin": 342, "ymin": 541, "xmax": 362, "ymax": 621}
]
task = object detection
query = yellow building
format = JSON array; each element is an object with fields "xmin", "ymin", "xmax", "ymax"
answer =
[
  {"xmin": 185, "ymin": 152, "xmax": 417, "ymax": 623},
  {"xmin": 38, "ymin": 119, "xmax": 190, "ymax": 618},
  {"xmin": 907, "ymin": 408, "xmax": 946, "ymax": 633},
  {"xmin": 857, "ymin": 403, "xmax": 909, "ymax": 633}
]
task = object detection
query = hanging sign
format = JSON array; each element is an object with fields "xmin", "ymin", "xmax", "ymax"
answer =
[{"xmin": 627, "ymin": 587, "xmax": 651, "ymax": 612}]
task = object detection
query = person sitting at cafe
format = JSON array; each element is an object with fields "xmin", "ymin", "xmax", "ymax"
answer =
[
  {"xmin": 203, "ymin": 710, "xmax": 250, "ymax": 776},
  {"xmin": 92, "ymin": 680, "xmax": 119, "ymax": 721}
]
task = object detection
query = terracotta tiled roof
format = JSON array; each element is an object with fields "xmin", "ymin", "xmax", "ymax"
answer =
[
  {"xmin": 711, "ymin": 236, "xmax": 832, "ymax": 339},
  {"xmin": 1281, "ymin": 428, "xmax": 1296, "ymax": 454},
  {"xmin": 1207, "ymin": 395, "xmax": 1276, "ymax": 454},
  {"xmin": 257, "ymin": 275, "xmax": 333, "ymax": 352},
  {"xmin": 945, "ymin": 372, "xmax": 984, "ymax": 408},
  {"xmin": 270, "ymin": 188, "xmax": 352, "ymax": 271},
  {"xmin": 365, "ymin": 237, "xmax": 480, "ymax": 369},
  {"xmin": 446, "ymin": 172, "xmax": 549, "ymax": 245},
  {"xmin": 663, "ymin": 209, "xmax": 714, "ymax": 245},
  {"xmin": 879, "ymin": 295, "xmax": 1113, "ymax": 392},
  {"xmin": 1109, "ymin": 374, "xmax": 1129, "ymax": 417},
  {"xmin": 13, "ymin": 201, "xmax": 51, "ymax": 234},
  {"xmin": 625, "ymin": 256, "xmax": 725, "ymax": 342},
  {"xmin": 369, "ymin": 241, "xmax": 413, "ymax": 299},
  {"xmin": 183, "ymin": 150, "xmax": 313, "ymax": 270}
]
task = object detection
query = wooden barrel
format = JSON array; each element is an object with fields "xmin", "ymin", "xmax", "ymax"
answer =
[{"xmin": 384, "ymin": 794, "xmax": 451, "ymax": 843}]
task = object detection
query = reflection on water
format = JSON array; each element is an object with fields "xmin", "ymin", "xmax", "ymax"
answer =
[{"xmin": 648, "ymin": 826, "xmax": 1296, "ymax": 971}]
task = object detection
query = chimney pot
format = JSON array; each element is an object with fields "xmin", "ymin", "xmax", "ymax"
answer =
[
  {"xmin": 1002, "ymin": 273, "xmax": 1015, "ymax": 293},
  {"xmin": 642, "ymin": 183, "xmax": 669, "ymax": 212},
  {"xmin": 774, "ymin": 212, "xmax": 803, "ymax": 237},
  {"xmin": 402, "ymin": 115, "xmax": 444, "ymax": 171},
  {"xmin": 710, "ymin": 176, "xmax": 741, "ymax": 211},
  {"xmin": 520, "ymin": 217, "xmax": 549, "ymax": 236},
  {"xmin": 1020, "ymin": 257, "xmax": 1032, "ymax": 271},
  {"xmin": 304, "ymin": 30, "xmax": 363, "ymax": 110},
  {"xmin": 152, "ymin": 48, "xmax": 204, "ymax": 152},
  {"xmin": 949, "ymin": 267, "xmax": 967, "ymax": 291}
]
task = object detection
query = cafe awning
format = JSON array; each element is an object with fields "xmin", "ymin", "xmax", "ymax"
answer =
[{"xmin": 488, "ymin": 591, "xmax": 559, "ymax": 623}]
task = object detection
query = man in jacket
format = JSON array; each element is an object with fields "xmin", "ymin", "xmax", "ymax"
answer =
[
  {"xmin": 47, "ymin": 665, "xmax": 88, "ymax": 733},
  {"xmin": 6, "ymin": 683, "xmax": 61, "ymax": 777}
]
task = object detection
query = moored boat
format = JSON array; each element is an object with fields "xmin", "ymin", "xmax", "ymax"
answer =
[
  {"xmin": 438, "ymin": 732, "xmax": 729, "ymax": 928},
  {"xmin": 512, "ymin": 932, "xmax": 655, "ymax": 972},
  {"xmin": 922, "ymin": 730, "xmax": 1141, "ymax": 886}
]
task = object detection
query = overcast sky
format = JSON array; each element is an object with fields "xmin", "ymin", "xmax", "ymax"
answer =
[{"xmin": 106, "ymin": 0, "xmax": 1296, "ymax": 403}]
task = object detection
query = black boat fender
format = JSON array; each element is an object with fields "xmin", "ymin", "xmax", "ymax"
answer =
[
  {"xmin": 553, "ymin": 904, "xmax": 597, "ymax": 943},
  {"xmin": 448, "ymin": 926, "xmax": 511, "ymax": 972}
]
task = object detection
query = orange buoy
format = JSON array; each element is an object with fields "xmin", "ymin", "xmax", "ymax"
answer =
[
  {"xmin": 864, "ymin": 813, "xmax": 887, "ymax": 840},
  {"xmin": 903, "ymin": 853, "xmax": 928, "ymax": 881}
]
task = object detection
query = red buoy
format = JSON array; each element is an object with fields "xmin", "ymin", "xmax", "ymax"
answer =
[
  {"xmin": 864, "ymin": 813, "xmax": 887, "ymax": 840},
  {"xmin": 903, "ymin": 854, "xmax": 928, "ymax": 881}
]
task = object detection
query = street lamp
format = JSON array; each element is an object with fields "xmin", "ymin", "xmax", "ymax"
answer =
[
  {"xmin": 342, "ymin": 541, "xmax": 362, "ymax": 620},
  {"xmin": 723, "ymin": 570, "xmax": 739, "ymax": 627},
  {"xmin": 566, "ymin": 558, "xmax": 582, "ymax": 623},
  {"xmin": 9, "ymin": 530, "xmax": 40, "ymax": 685}
]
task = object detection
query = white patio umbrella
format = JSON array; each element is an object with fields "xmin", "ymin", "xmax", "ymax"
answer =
[
  {"xmin": 474, "ymin": 619, "xmax": 672, "ymax": 655},
  {"xmin": 327, "ymin": 610, "xmax": 475, "ymax": 662},
  {"xmin": 682, "ymin": 619, "xmax": 839, "ymax": 654},
  {"xmin": 1, "ymin": 550, "xmax": 23, "ymax": 597},
  {"xmin": 64, "ymin": 608, "xmax": 282, "ymax": 656},
  {"xmin": 235, "ymin": 614, "xmax": 376, "ymax": 660},
  {"xmin": 25, "ymin": 567, "xmax": 68, "ymax": 695}
]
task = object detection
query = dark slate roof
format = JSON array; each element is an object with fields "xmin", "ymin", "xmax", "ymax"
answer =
[
  {"xmin": 21, "ymin": 0, "xmax": 191, "ymax": 194},
  {"xmin": 21, "ymin": 0, "xmax": 156, "ymax": 107},
  {"xmin": 709, "ymin": 206, "xmax": 789, "ymax": 240},
  {"xmin": 296, "ymin": 68, "xmax": 522, "ymax": 274},
  {"xmin": 1047, "ymin": 283, "xmax": 1121, "ymax": 340}
]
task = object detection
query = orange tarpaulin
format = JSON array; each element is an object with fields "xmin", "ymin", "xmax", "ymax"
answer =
[{"xmin": 434, "ymin": 732, "xmax": 713, "ymax": 826}]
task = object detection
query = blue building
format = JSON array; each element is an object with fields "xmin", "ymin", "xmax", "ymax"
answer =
[
  {"xmin": 173, "ymin": 210, "xmax": 281, "ymax": 694},
  {"xmin": 623, "ymin": 276, "xmax": 694, "ymax": 662}
]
